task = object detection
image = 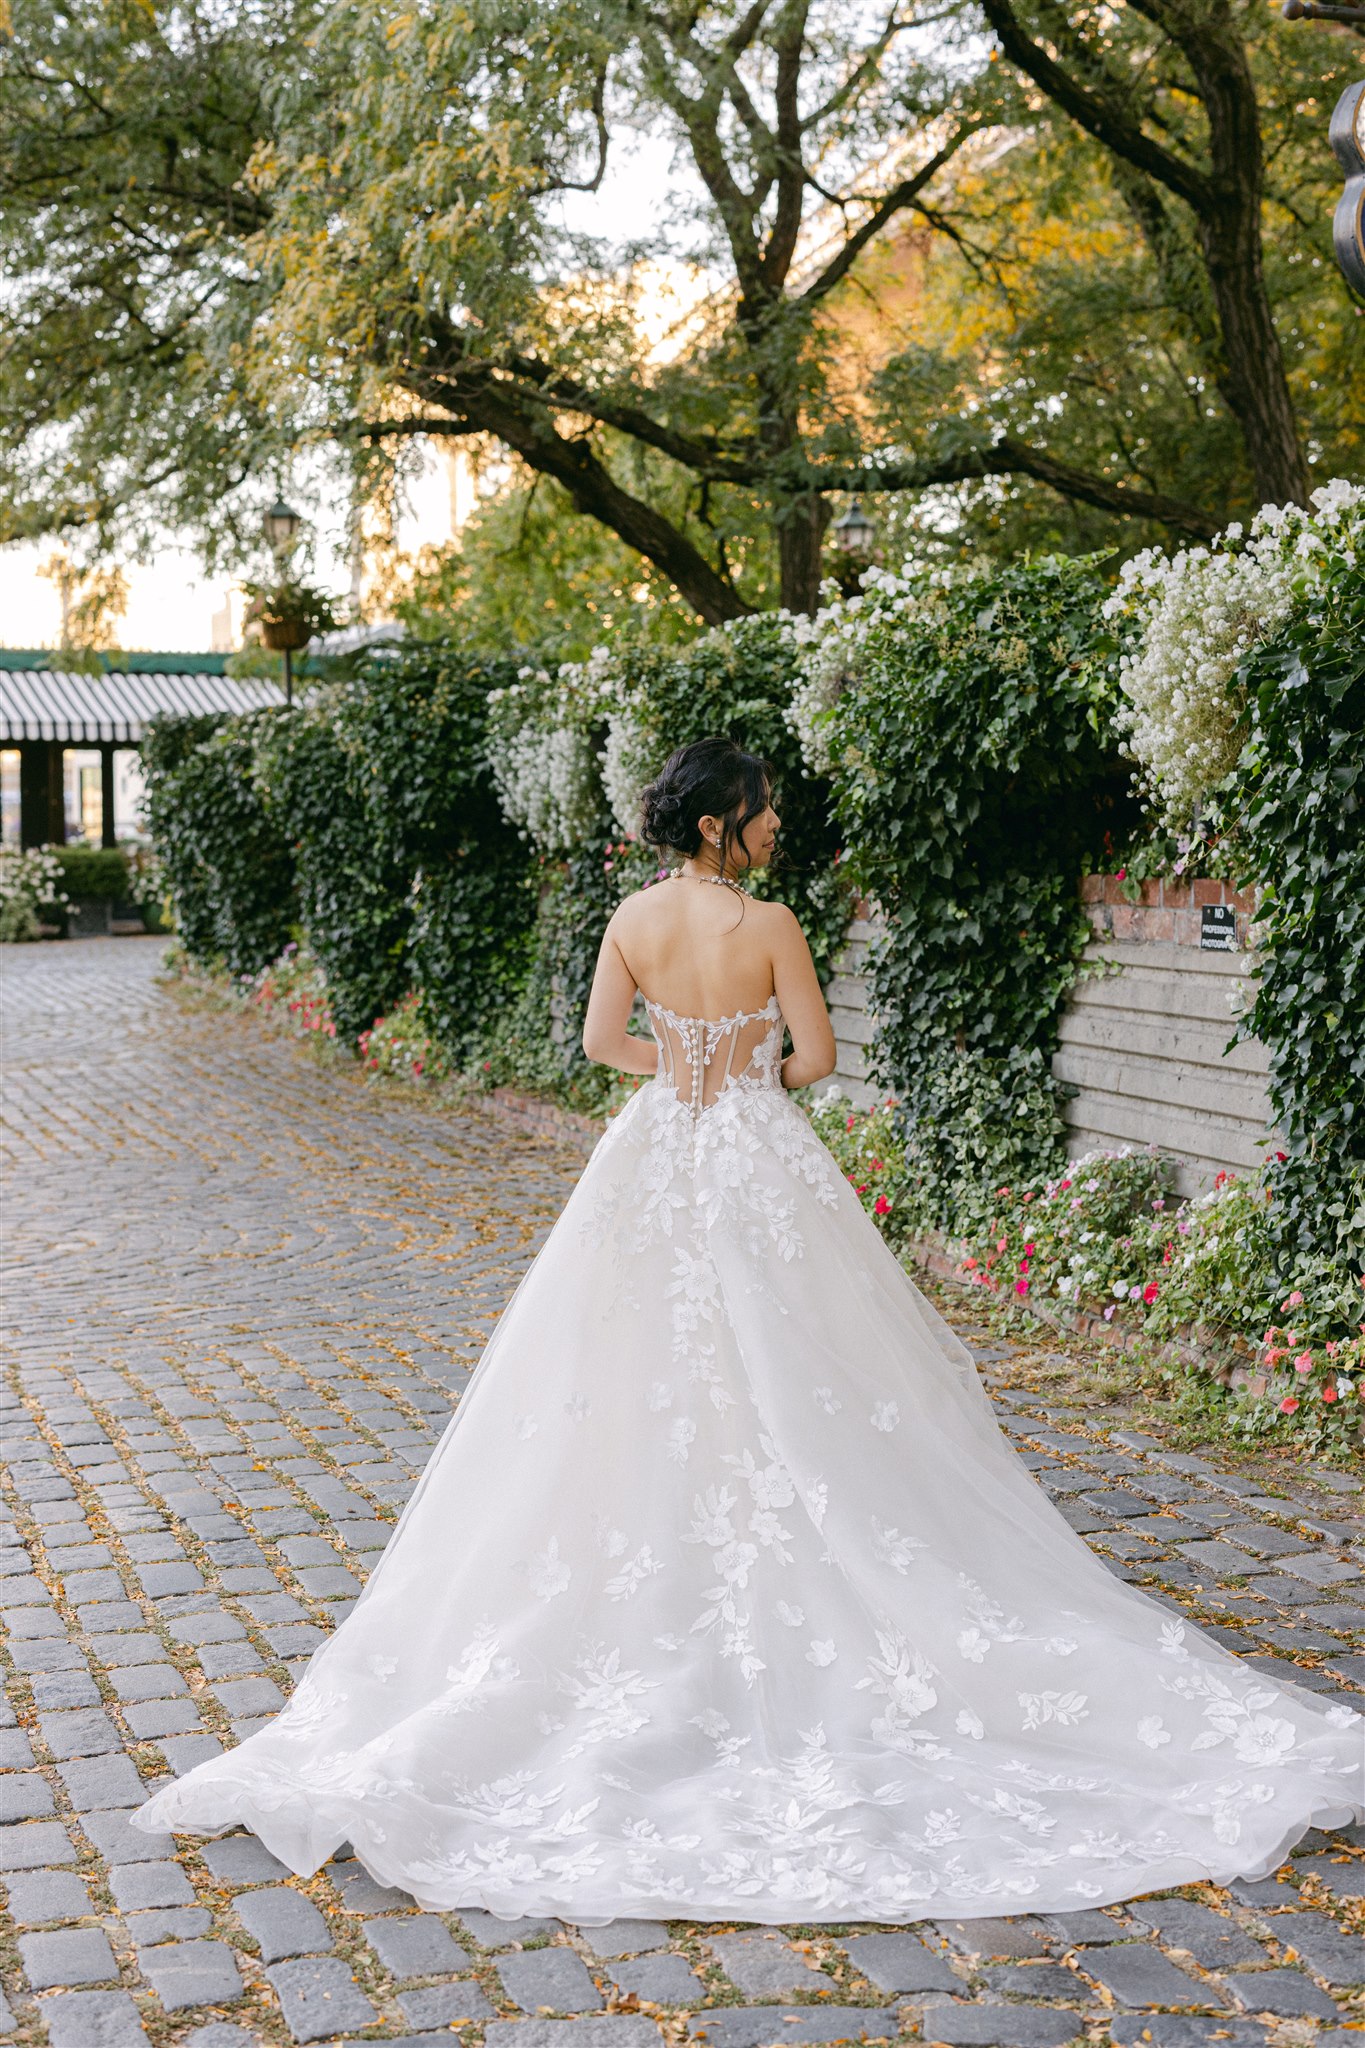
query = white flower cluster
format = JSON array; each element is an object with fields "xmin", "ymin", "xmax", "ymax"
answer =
[
  {"xmin": 0, "ymin": 845, "xmax": 70, "ymax": 942},
  {"xmin": 601, "ymin": 708, "xmax": 654, "ymax": 839},
  {"xmin": 485, "ymin": 665, "xmax": 605, "ymax": 855},
  {"xmin": 0, "ymin": 844, "xmax": 68, "ymax": 905},
  {"xmin": 787, "ymin": 564, "xmax": 949, "ymax": 773},
  {"xmin": 1105, "ymin": 480, "xmax": 1364, "ymax": 828}
]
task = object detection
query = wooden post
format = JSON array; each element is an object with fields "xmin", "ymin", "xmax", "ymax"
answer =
[
  {"xmin": 19, "ymin": 741, "xmax": 65, "ymax": 848},
  {"xmin": 100, "ymin": 745, "xmax": 117, "ymax": 847}
]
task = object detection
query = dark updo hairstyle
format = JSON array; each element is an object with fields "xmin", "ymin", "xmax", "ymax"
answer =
[{"xmin": 639, "ymin": 736, "xmax": 774, "ymax": 880}]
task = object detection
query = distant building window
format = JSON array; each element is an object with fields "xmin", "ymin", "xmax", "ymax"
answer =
[{"xmin": 1, "ymin": 750, "xmax": 18, "ymax": 846}]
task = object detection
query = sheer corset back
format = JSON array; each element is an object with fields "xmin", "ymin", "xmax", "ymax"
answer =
[{"xmin": 643, "ymin": 994, "xmax": 784, "ymax": 1116}]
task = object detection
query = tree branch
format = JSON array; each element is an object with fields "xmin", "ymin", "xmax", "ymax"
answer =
[
  {"xmin": 800, "ymin": 128, "xmax": 982, "ymax": 303},
  {"xmin": 975, "ymin": 0, "xmax": 1212, "ymax": 212}
]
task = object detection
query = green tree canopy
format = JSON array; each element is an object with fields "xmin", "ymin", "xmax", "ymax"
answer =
[{"xmin": 3, "ymin": 0, "xmax": 1359, "ymax": 619}]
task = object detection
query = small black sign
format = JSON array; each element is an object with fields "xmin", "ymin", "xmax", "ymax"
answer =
[{"xmin": 1200, "ymin": 904, "xmax": 1238, "ymax": 952}]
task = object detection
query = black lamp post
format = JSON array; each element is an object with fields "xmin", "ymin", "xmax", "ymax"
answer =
[
  {"xmin": 1281, "ymin": 2, "xmax": 1365, "ymax": 298},
  {"xmin": 831, "ymin": 498, "xmax": 877, "ymax": 597},
  {"xmin": 261, "ymin": 498, "xmax": 304, "ymax": 706}
]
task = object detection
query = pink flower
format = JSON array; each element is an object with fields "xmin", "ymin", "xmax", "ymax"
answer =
[
  {"xmin": 1015, "ymin": 1279, "xmax": 1029, "ymax": 1296},
  {"xmin": 1294, "ymin": 1353, "xmax": 1313, "ymax": 1375},
  {"xmin": 1143, "ymin": 1281, "xmax": 1160, "ymax": 1305},
  {"xmin": 1024, "ymin": 1242, "xmax": 1036, "ymax": 1255},
  {"xmin": 1283, "ymin": 1290, "xmax": 1305, "ymax": 1309},
  {"xmin": 1103, "ymin": 1304, "xmax": 1116, "ymax": 1321},
  {"xmin": 1278, "ymin": 1396, "xmax": 1300, "ymax": 1414},
  {"xmin": 1116, "ymin": 867, "xmax": 1127, "ymax": 880},
  {"xmin": 874, "ymin": 1195, "xmax": 891, "ymax": 1216}
]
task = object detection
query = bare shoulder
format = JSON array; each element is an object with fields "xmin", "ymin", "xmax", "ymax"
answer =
[
  {"xmin": 607, "ymin": 885, "xmax": 667, "ymax": 933},
  {"xmin": 755, "ymin": 898, "xmax": 807, "ymax": 946}
]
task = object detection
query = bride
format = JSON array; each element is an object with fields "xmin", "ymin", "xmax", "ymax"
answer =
[{"xmin": 132, "ymin": 735, "xmax": 1364, "ymax": 1921}]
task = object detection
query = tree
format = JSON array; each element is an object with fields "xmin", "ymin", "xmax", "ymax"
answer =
[
  {"xmin": 2, "ymin": 0, "xmax": 1358, "ymax": 620},
  {"xmin": 971, "ymin": 0, "xmax": 1359, "ymax": 510}
]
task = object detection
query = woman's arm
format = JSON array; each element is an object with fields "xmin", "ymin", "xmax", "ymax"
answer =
[
  {"xmin": 581, "ymin": 921, "xmax": 660, "ymax": 1076},
  {"xmin": 770, "ymin": 906, "xmax": 837, "ymax": 1090}
]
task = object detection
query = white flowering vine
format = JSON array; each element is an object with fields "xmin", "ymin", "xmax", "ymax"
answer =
[{"xmin": 1104, "ymin": 478, "xmax": 1363, "ymax": 828}]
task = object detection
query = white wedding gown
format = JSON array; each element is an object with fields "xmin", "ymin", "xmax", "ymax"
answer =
[{"xmin": 132, "ymin": 994, "xmax": 1364, "ymax": 1921}]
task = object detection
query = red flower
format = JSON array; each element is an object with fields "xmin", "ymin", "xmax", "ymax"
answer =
[
  {"xmin": 1115, "ymin": 867, "xmax": 1127, "ymax": 881},
  {"xmin": 963, "ymin": 1257, "xmax": 979, "ymax": 1270},
  {"xmin": 1162, "ymin": 1242, "xmax": 1173, "ymax": 1265},
  {"xmin": 1143, "ymin": 1281, "xmax": 1160, "ymax": 1305},
  {"xmin": 1278, "ymin": 1396, "xmax": 1300, "ymax": 1415},
  {"xmin": 1321, "ymin": 1384, "xmax": 1338, "ymax": 1403},
  {"xmin": 1024, "ymin": 1242, "xmax": 1035, "ymax": 1255},
  {"xmin": 874, "ymin": 1195, "xmax": 891, "ymax": 1216}
]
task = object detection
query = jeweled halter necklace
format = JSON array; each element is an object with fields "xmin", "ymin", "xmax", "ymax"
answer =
[{"xmin": 669, "ymin": 865, "xmax": 749, "ymax": 898}]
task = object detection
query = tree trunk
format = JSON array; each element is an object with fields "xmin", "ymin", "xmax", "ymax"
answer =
[
  {"xmin": 1199, "ymin": 215, "xmax": 1309, "ymax": 506},
  {"xmin": 1195, "ymin": 32, "xmax": 1311, "ymax": 508},
  {"xmin": 778, "ymin": 494, "xmax": 831, "ymax": 615}
]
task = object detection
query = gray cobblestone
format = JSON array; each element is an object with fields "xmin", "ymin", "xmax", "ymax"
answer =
[
  {"xmin": 399, "ymin": 1980, "xmax": 498, "ymax": 2027},
  {"xmin": 687, "ymin": 2013, "xmax": 898, "ymax": 2047},
  {"xmin": 489, "ymin": 2024, "xmax": 663, "ymax": 2048},
  {"xmin": 458, "ymin": 1909, "xmax": 563, "ymax": 1946},
  {"xmin": 198, "ymin": 1834, "xmax": 291, "ymax": 1884},
  {"xmin": 139, "ymin": 1937, "xmax": 247, "ymax": 2010},
  {"xmin": 0, "ymin": 1820, "xmax": 78, "ymax": 1868},
  {"xmin": 265, "ymin": 1955, "xmax": 380, "ymax": 2040},
  {"xmin": 1273, "ymin": 1911, "xmax": 1365, "ymax": 1984},
  {"xmin": 40, "ymin": 1988, "xmax": 151, "ymax": 2047},
  {"xmin": 20, "ymin": 1924, "xmax": 120, "ymax": 1987},
  {"xmin": 913, "ymin": 2010, "xmax": 1085, "ymax": 2048},
  {"xmin": 934, "ymin": 1921, "xmax": 1050, "ymax": 1960},
  {"xmin": 234, "ymin": 1884, "xmax": 333, "ymax": 1960},
  {"xmin": 1081, "ymin": 1947, "xmax": 1216, "ymax": 2009},
  {"xmin": 3, "ymin": 1866, "xmax": 93, "ymax": 1921},
  {"xmin": 4, "ymin": 941, "xmax": 1362, "ymax": 2048},
  {"xmin": 706, "ymin": 1931, "xmax": 830, "ymax": 1996},
  {"xmin": 1227, "ymin": 1968, "xmax": 1340, "ymax": 2017},
  {"xmin": 607, "ymin": 1954, "xmax": 707, "ymax": 2004},
  {"xmin": 1126, "ymin": 1900, "xmax": 1266, "ymax": 1969},
  {"xmin": 577, "ymin": 1919, "xmax": 671, "ymax": 1958},
  {"xmin": 363, "ymin": 1909, "xmax": 466, "ymax": 1977},
  {"xmin": 841, "ymin": 1934, "xmax": 960, "ymax": 1993},
  {"xmin": 500, "ymin": 1946, "xmax": 606, "ymax": 2013}
]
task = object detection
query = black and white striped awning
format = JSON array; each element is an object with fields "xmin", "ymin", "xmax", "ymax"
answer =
[{"xmin": 0, "ymin": 658, "xmax": 286, "ymax": 744}]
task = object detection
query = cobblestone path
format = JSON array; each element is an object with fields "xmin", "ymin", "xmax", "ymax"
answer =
[{"xmin": 1, "ymin": 938, "xmax": 1361, "ymax": 2048}]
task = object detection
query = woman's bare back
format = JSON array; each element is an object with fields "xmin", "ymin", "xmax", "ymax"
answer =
[
  {"xmin": 611, "ymin": 879, "xmax": 785, "ymax": 1020},
  {"xmin": 583, "ymin": 878, "xmax": 837, "ymax": 1097}
]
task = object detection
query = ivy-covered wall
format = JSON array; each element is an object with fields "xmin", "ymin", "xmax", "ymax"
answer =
[{"xmin": 140, "ymin": 498, "xmax": 1363, "ymax": 1325}]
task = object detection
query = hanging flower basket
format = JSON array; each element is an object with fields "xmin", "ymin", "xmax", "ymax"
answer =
[{"xmin": 259, "ymin": 614, "xmax": 312, "ymax": 651}]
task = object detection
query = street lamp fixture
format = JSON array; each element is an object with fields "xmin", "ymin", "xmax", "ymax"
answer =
[
  {"xmin": 833, "ymin": 499, "xmax": 876, "ymax": 556},
  {"xmin": 262, "ymin": 498, "xmax": 302, "ymax": 557}
]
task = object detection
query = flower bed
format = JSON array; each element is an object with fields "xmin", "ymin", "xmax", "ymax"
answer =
[{"xmin": 815, "ymin": 1095, "xmax": 1364, "ymax": 1460}]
